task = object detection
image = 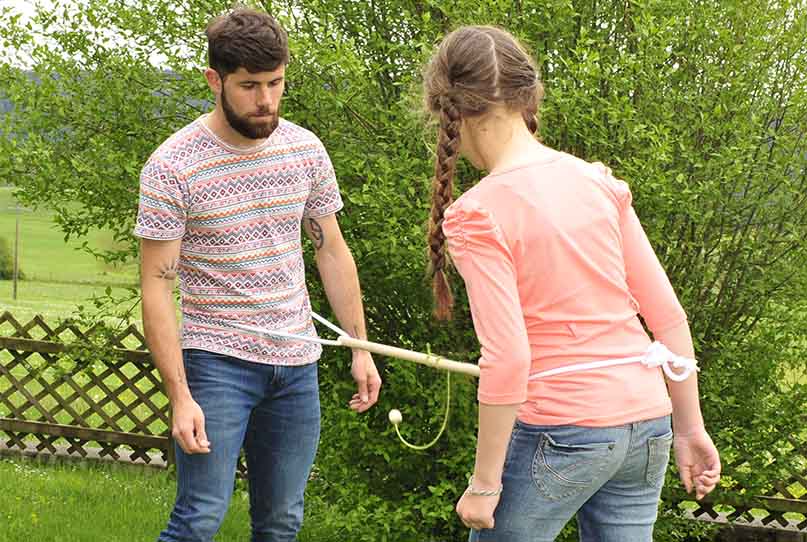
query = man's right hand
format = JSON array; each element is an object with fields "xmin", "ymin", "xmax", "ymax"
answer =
[{"xmin": 171, "ymin": 396, "xmax": 211, "ymax": 454}]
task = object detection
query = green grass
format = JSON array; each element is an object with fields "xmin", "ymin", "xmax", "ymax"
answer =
[
  {"xmin": 0, "ymin": 456, "xmax": 251, "ymax": 541},
  {"xmin": 0, "ymin": 456, "xmax": 335, "ymax": 542}
]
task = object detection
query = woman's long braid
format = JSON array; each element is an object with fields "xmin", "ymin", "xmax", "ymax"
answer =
[
  {"xmin": 429, "ymin": 96, "xmax": 462, "ymax": 320},
  {"xmin": 520, "ymin": 78, "xmax": 541, "ymax": 134},
  {"xmin": 515, "ymin": 55, "xmax": 541, "ymax": 135},
  {"xmin": 522, "ymin": 105, "xmax": 539, "ymax": 134},
  {"xmin": 424, "ymin": 26, "xmax": 545, "ymax": 320}
]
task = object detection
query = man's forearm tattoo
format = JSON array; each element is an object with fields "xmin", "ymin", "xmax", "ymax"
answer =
[
  {"xmin": 309, "ymin": 218, "xmax": 324, "ymax": 249},
  {"xmin": 157, "ymin": 258, "xmax": 179, "ymax": 280}
]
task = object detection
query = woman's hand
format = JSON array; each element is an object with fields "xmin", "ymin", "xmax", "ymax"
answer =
[
  {"xmin": 674, "ymin": 427, "xmax": 721, "ymax": 500},
  {"xmin": 456, "ymin": 489, "xmax": 499, "ymax": 531}
]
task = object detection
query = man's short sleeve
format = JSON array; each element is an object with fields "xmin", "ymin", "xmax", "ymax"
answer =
[
  {"xmin": 134, "ymin": 156, "xmax": 188, "ymax": 240},
  {"xmin": 303, "ymin": 141, "xmax": 344, "ymax": 219}
]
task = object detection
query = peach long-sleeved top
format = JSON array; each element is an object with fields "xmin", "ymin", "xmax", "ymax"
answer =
[{"xmin": 442, "ymin": 150, "xmax": 686, "ymax": 427}]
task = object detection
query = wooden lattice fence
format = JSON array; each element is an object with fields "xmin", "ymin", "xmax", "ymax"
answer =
[
  {"xmin": 0, "ymin": 311, "xmax": 172, "ymax": 466},
  {"xmin": 1, "ymin": 311, "xmax": 806, "ymax": 537}
]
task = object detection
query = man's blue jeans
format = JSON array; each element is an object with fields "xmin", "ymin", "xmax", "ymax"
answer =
[
  {"xmin": 470, "ymin": 415, "xmax": 673, "ymax": 542},
  {"xmin": 158, "ymin": 349, "xmax": 321, "ymax": 542}
]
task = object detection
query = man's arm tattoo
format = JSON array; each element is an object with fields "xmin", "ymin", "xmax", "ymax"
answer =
[
  {"xmin": 308, "ymin": 218, "xmax": 324, "ymax": 250},
  {"xmin": 157, "ymin": 258, "xmax": 179, "ymax": 280}
]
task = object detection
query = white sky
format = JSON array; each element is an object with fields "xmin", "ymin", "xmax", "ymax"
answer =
[
  {"xmin": 1, "ymin": 0, "xmax": 175, "ymax": 68},
  {"xmin": 1, "ymin": 0, "xmax": 56, "ymax": 23}
]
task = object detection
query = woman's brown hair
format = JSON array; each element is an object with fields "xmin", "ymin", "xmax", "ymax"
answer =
[{"xmin": 423, "ymin": 26, "xmax": 544, "ymax": 320}]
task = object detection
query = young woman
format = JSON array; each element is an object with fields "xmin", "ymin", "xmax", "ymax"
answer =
[{"xmin": 422, "ymin": 26, "xmax": 721, "ymax": 541}]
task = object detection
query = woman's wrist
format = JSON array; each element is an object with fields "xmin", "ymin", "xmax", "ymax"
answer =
[
  {"xmin": 673, "ymin": 422, "xmax": 706, "ymax": 437},
  {"xmin": 470, "ymin": 467, "xmax": 502, "ymax": 489},
  {"xmin": 466, "ymin": 475, "xmax": 503, "ymax": 496}
]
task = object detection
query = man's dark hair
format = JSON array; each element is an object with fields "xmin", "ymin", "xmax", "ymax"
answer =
[{"xmin": 206, "ymin": 7, "xmax": 289, "ymax": 77}]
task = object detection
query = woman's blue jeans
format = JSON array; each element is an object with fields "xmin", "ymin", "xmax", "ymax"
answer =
[
  {"xmin": 158, "ymin": 349, "xmax": 321, "ymax": 542},
  {"xmin": 470, "ymin": 415, "xmax": 673, "ymax": 542}
]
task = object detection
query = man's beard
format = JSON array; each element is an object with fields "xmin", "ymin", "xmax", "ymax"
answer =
[{"xmin": 221, "ymin": 87, "xmax": 279, "ymax": 140}]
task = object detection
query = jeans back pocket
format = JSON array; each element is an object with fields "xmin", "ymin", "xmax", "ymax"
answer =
[
  {"xmin": 532, "ymin": 432, "xmax": 616, "ymax": 501},
  {"xmin": 646, "ymin": 431, "xmax": 673, "ymax": 488}
]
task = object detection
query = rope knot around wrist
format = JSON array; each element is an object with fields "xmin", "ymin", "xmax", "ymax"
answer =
[{"xmin": 466, "ymin": 475, "xmax": 503, "ymax": 497}]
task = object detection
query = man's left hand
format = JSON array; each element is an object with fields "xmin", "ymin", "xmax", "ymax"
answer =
[{"xmin": 348, "ymin": 350, "xmax": 381, "ymax": 412}]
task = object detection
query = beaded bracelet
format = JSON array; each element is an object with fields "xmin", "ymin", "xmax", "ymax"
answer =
[{"xmin": 466, "ymin": 475, "xmax": 503, "ymax": 497}]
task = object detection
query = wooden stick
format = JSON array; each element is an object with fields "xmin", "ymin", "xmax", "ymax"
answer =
[{"xmin": 337, "ymin": 336, "xmax": 480, "ymax": 378}]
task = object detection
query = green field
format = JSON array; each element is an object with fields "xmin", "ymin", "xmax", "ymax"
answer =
[
  {"xmin": 0, "ymin": 279, "xmax": 140, "ymax": 326},
  {"xmin": 1, "ymin": 185, "xmax": 140, "ymax": 325},
  {"xmin": 0, "ymin": 186, "xmax": 138, "ymax": 285},
  {"xmin": 0, "ymin": 188, "xmax": 156, "ymax": 434}
]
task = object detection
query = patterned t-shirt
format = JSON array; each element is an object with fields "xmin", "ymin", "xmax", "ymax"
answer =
[{"xmin": 134, "ymin": 115, "xmax": 343, "ymax": 365}]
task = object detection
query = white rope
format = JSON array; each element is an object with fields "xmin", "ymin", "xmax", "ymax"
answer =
[
  {"xmin": 311, "ymin": 311, "xmax": 349, "ymax": 337},
  {"xmin": 528, "ymin": 341, "xmax": 698, "ymax": 382},
  {"xmin": 230, "ymin": 311, "xmax": 349, "ymax": 345},
  {"xmin": 642, "ymin": 341, "xmax": 700, "ymax": 382},
  {"xmin": 229, "ymin": 321, "xmax": 343, "ymax": 346},
  {"xmin": 232, "ymin": 313, "xmax": 457, "ymax": 450}
]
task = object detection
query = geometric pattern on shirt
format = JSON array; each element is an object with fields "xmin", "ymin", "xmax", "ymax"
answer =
[{"xmin": 134, "ymin": 117, "xmax": 343, "ymax": 366}]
